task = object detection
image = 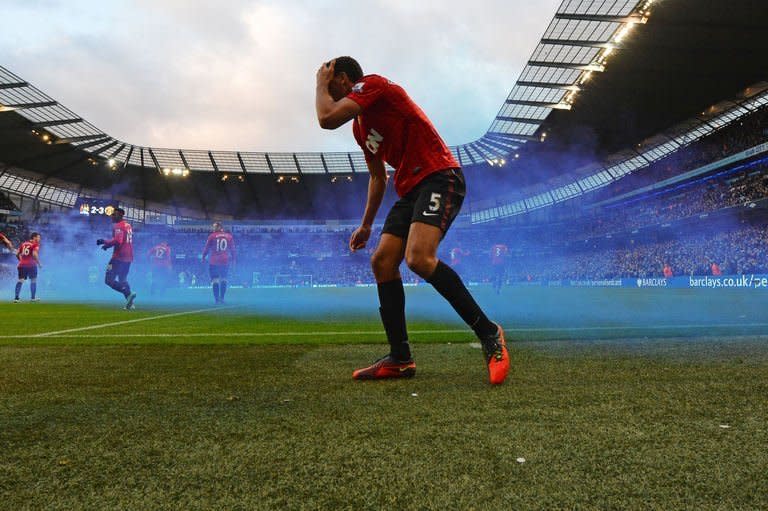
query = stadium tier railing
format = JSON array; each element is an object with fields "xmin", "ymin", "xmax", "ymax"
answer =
[{"xmin": 471, "ymin": 86, "xmax": 768, "ymax": 223}]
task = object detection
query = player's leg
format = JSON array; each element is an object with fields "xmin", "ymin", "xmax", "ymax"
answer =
[
  {"xmin": 120, "ymin": 263, "xmax": 136, "ymax": 309},
  {"xmin": 493, "ymin": 265, "xmax": 502, "ymax": 294},
  {"xmin": 210, "ymin": 265, "xmax": 220, "ymax": 303},
  {"xmin": 219, "ymin": 265, "xmax": 229, "ymax": 303},
  {"xmin": 30, "ymin": 278, "xmax": 37, "ymax": 300},
  {"xmin": 14, "ymin": 268, "xmax": 24, "ymax": 302},
  {"xmin": 104, "ymin": 262, "xmax": 123, "ymax": 295},
  {"xmin": 406, "ymin": 169, "xmax": 509, "ymax": 384},
  {"xmin": 352, "ymin": 200, "xmax": 415, "ymax": 380},
  {"xmin": 371, "ymin": 233, "xmax": 408, "ymax": 358}
]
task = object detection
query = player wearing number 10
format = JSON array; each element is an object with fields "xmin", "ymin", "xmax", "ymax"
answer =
[
  {"xmin": 316, "ymin": 56, "xmax": 509, "ymax": 384},
  {"xmin": 202, "ymin": 222, "xmax": 235, "ymax": 304},
  {"xmin": 97, "ymin": 208, "xmax": 136, "ymax": 310}
]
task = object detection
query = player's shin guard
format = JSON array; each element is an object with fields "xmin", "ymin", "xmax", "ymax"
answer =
[
  {"xmin": 30, "ymin": 282, "xmax": 36, "ymax": 299},
  {"xmin": 14, "ymin": 282, "xmax": 22, "ymax": 300},
  {"xmin": 377, "ymin": 279, "xmax": 410, "ymax": 361},
  {"xmin": 427, "ymin": 260, "xmax": 497, "ymax": 339}
]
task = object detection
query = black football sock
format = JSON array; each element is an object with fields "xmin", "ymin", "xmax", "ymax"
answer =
[
  {"xmin": 220, "ymin": 280, "xmax": 227, "ymax": 300},
  {"xmin": 14, "ymin": 282, "xmax": 22, "ymax": 299},
  {"xmin": 212, "ymin": 283, "xmax": 220, "ymax": 301},
  {"xmin": 377, "ymin": 279, "xmax": 411, "ymax": 361},
  {"xmin": 30, "ymin": 282, "xmax": 36, "ymax": 299},
  {"xmin": 427, "ymin": 260, "xmax": 497, "ymax": 339}
]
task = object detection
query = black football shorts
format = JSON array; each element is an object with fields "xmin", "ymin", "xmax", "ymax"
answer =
[
  {"xmin": 106, "ymin": 260, "xmax": 131, "ymax": 281},
  {"xmin": 382, "ymin": 168, "xmax": 466, "ymax": 240},
  {"xmin": 209, "ymin": 264, "xmax": 229, "ymax": 280},
  {"xmin": 17, "ymin": 266, "xmax": 38, "ymax": 280}
]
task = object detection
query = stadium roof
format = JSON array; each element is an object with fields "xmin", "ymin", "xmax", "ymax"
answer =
[
  {"xmin": 0, "ymin": 0, "xmax": 653, "ymax": 175},
  {"xmin": 0, "ymin": 0, "xmax": 766, "ymax": 220}
]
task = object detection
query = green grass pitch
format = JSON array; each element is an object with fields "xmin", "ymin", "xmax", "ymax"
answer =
[{"xmin": 1, "ymin": 286, "xmax": 768, "ymax": 509}]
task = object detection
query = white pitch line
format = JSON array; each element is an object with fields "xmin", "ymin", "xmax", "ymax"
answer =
[
  {"xmin": 2, "ymin": 323, "xmax": 768, "ymax": 339},
  {"xmin": 24, "ymin": 305, "xmax": 240, "ymax": 338}
]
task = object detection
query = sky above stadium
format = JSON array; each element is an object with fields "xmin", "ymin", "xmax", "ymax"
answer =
[{"xmin": 3, "ymin": 0, "xmax": 560, "ymax": 152}]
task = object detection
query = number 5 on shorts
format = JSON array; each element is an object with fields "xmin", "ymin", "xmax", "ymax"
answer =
[{"xmin": 429, "ymin": 193, "xmax": 441, "ymax": 212}]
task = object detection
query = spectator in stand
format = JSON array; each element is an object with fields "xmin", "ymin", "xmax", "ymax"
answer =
[
  {"xmin": 711, "ymin": 261, "xmax": 722, "ymax": 276},
  {"xmin": 663, "ymin": 263, "xmax": 673, "ymax": 278}
]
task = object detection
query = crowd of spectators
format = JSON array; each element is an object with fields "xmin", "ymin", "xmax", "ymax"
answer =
[
  {"xmin": 2, "ymin": 171, "xmax": 767, "ymax": 288},
  {"xmin": 595, "ymin": 107, "xmax": 768, "ymax": 199},
  {"xmin": 1, "ymin": 105, "xmax": 767, "ymax": 288}
]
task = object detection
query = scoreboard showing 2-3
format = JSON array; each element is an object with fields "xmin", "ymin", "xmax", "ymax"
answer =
[{"xmin": 74, "ymin": 197, "xmax": 119, "ymax": 217}]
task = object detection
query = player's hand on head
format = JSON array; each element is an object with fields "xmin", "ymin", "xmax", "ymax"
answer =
[
  {"xmin": 316, "ymin": 59, "xmax": 335, "ymax": 87},
  {"xmin": 349, "ymin": 225, "xmax": 371, "ymax": 251}
]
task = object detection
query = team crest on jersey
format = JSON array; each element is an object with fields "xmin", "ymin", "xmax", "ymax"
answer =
[{"xmin": 352, "ymin": 82, "xmax": 364, "ymax": 93}]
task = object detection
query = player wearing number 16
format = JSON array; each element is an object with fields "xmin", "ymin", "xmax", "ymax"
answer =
[
  {"xmin": 316, "ymin": 57, "xmax": 509, "ymax": 384},
  {"xmin": 202, "ymin": 222, "xmax": 235, "ymax": 304},
  {"xmin": 97, "ymin": 207, "xmax": 136, "ymax": 310},
  {"xmin": 14, "ymin": 232, "xmax": 42, "ymax": 303}
]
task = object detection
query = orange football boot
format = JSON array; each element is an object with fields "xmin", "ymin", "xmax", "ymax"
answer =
[
  {"xmin": 352, "ymin": 355, "xmax": 416, "ymax": 380},
  {"xmin": 481, "ymin": 323, "xmax": 510, "ymax": 385}
]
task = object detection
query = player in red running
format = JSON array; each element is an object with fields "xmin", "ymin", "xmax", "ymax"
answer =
[
  {"xmin": 97, "ymin": 208, "xmax": 136, "ymax": 310},
  {"xmin": 202, "ymin": 222, "xmax": 235, "ymax": 304},
  {"xmin": 14, "ymin": 232, "xmax": 42, "ymax": 302},
  {"xmin": 316, "ymin": 57, "xmax": 509, "ymax": 384},
  {"xmin": 147, "ymin": 240, "xmax": 173, "ymax": 296}
]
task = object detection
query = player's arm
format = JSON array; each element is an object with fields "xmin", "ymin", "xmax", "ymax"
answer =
[
  {"xmin": 100, "ymin": 229, "xmax": 122, "ymax": 249},
  {"xmin": 349, "ymin": 157, "xmax": 387, "ymax": 251},
  {"xmin": 0, "ymin": 233, "xmax": 12, "ymax": 250},
  {"xmin": 33, "ymin": 247, "xmax": 42, "ymax": 269},
  {"xmin": 201, "ymin": 238, "xmax": 210, "ymax": 262},
  {"xmin": 316, "ymin": 60, "xmax": 361, "ymax": 130},
  {"xmin": 15, "ymin": 245, "xmax": 21, "ymax": 261}
]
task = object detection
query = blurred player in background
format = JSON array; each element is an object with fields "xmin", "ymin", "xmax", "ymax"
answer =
[
  {"xmin": 490, "ymin": 243, "xmax": 509, "ymax": 294},
  {"xmin": 202, "ymin": 222, "xmax": 235, "ymax": 304},
  {"xmin": 14, "ymin": 232, "xmax": 41, "ymax": 302},
  {"xmin": 1, "ymin": 231, "xmax": 14, "ymax": 251},
  {"xmin": 148, "ymin": 240, "xmax": 173, "ymax": 296},
  {"xmin": 449, "ymin": 244, "xmax": 470, "ymax": 276},
  {"xmin": 316, "ymin": 56, "xmax": 509, "ymax": 384},
  {"xmin": 97, "ymin": 208, "xmax": 136, "ymax": 310}
]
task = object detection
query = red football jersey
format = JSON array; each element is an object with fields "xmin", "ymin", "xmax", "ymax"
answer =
[
  {"xmin": 148, "ymin": 243, "xmax": 172, "ymax": 268},
  {"xmin": 203, "ymin": 231, "xmax": 235, "ymax": 266},
  {"xmin": 490, "ymin": 244, "xmax": 508, "ymax": 265},
  {"xmin": 348, "ymin": 74, "xmax": 459, "ymax": 197},
  {"xmin": 17, "ymin": 241, "xmax": 39, "ymax": 268},
  {"xmin": 104, "ymin": 220, "xmax": 134, "ymax": 262}
]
